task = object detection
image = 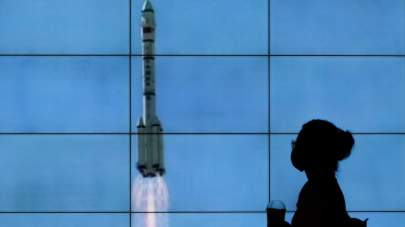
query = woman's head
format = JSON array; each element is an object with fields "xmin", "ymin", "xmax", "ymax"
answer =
[{"xmin": 291, "ymin": 119, "xmax": 354, "ymax": 173}]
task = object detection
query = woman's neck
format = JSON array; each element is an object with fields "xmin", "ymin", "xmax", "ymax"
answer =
[{"xmin": 305, "ymin": 169, "xmax": 336, "ymax": 181}]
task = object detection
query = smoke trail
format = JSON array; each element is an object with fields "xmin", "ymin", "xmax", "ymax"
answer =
[{"xmin": 133, "ymin": 176, "xmax": 169, "ymax": 227}]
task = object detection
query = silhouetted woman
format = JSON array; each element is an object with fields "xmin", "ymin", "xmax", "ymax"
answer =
[{"xmin": 290, "ymin": 120, "xmax": 367, "ymax": 227}]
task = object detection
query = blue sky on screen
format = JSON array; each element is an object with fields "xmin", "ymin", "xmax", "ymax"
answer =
[
  {"xmin": 0, "ymin": 136, "xmax": 129, "ymax": 211},
  {"xmin": 134, "ymin": 213, "xmax": 266, "ymax": 227},
  {"xmin": 0, "ymin": 214, "xmax": 128, "ymax": 227},
  {"xmin": 271, "ymin": 57, "xmax": 405, "ymax": 133},
  {"xmin": 132, "ymin": 135, "xmax": 268, "ymax": 212},
  {"xmin": 0, "ymin": 56, "xmax": 268, "ymax": 133},
  {"xmin": 0, "ymin": 0, "xmax": 128, "ymax": 54},
  {"xmin": 0, "ymin": 57, "xmax": 129, "ymax": 132},
  {"xmin": 131, "ymin": 57, "xmax": 268, "ymax": 132},
  {"xmin": 1, "ymin": 0, "xmax": 403, "ymax": 55},
  {"xmin": 131, "ymin": 0, "xmax": 268, "ymax": 54},
  {"xmin": 271, "ymin": 0, "xmax": 405, "ymax": 54},
  {"xmin": 0, "ymin": 0, "xmax": 403, "ymax": 226},
  {"xmin": 0, "ymin": 0, "xmax": 268, "ymax": 55}
]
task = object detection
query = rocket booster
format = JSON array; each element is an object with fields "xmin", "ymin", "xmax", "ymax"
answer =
[{"xmin": 137, "ymin": 0, "xmax": 165, "ymax": 177}]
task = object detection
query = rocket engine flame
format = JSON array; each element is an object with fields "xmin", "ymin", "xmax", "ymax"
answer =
[{"xmin": 133, "ymin": 175, "xmax": 170, "ymax": 227}]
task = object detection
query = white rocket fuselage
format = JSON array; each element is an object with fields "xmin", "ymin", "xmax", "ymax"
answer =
[{"xmin": 137, "ymin": 0, "xmax": 165, "ymax": 177}]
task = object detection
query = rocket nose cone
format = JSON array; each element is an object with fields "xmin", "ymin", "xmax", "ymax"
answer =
[{"xmin": 142, "ymin": 0, "xmax": 154, "ymax": 11}]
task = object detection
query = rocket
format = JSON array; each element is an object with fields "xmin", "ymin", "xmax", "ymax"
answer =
[{"xmin": 137, "ymin": 0, "xmax": 165, "ymax": 178}]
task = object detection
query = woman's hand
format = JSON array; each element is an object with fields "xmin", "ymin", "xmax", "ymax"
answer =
[{"xmin": 350, "ymin": 217, "xmax": 368, "ymax": 227}]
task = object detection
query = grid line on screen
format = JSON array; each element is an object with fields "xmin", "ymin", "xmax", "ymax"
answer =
[
  {"xmin": 268, "ymin": 0, "xmax": 272, "ymax": 206},
  {"xmin": 129, "ymin": 0, "xmax": 133, "ymax": 227},
  {"xmin": 1, "ymin": 132, "xmax": 405, "ymax": 135},
  {"xmin": 0, "ymin": 211, "xmax": 269, "ymax": 214},
  {"xmin": 0, "ymin": 54, "xmax": 404, "ymax": 57},
  {"xmin": 0, "ymin": 210, "xmax": 404, "ymax": 214}
]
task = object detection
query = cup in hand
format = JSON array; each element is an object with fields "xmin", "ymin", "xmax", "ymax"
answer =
[{"xmin": 267, "ymin": 200, "xmax": 287, "ymax": 226}]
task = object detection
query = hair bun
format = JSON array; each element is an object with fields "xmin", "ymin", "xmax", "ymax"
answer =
[{"xmin": 336, "ymin": 130, "xmax": 354, "ymax": 161}]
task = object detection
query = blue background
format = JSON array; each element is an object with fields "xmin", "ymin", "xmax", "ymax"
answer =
[
  {"xmin": 271, "ymin": 0, "xmax": 405, "ymax": 55},
  {"xmin": 0, "ymin": 0, "xmax": 404, "ymax": 226}
]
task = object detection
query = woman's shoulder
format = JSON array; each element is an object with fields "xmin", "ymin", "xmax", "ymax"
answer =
[
  {"xmin": 297, "ymin": 178, "xmax": 345, "ymax": 208},
  {"xmin": 293, "ymin": 179, "xmax": 351, "ymax": 227}
]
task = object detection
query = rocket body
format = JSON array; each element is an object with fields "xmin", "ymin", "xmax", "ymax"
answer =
[{"xmin": 137, "ymin": 0, "xmax": 165, "ymax": 177}]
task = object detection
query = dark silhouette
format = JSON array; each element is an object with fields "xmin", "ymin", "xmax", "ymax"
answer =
[
  {"xmin": 267, "ymin": 202, "xmax": 290, "ymax": 227},
  {"xmin": 289, "ymin": 119, "xmax": 368, "ymax": 227}
]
